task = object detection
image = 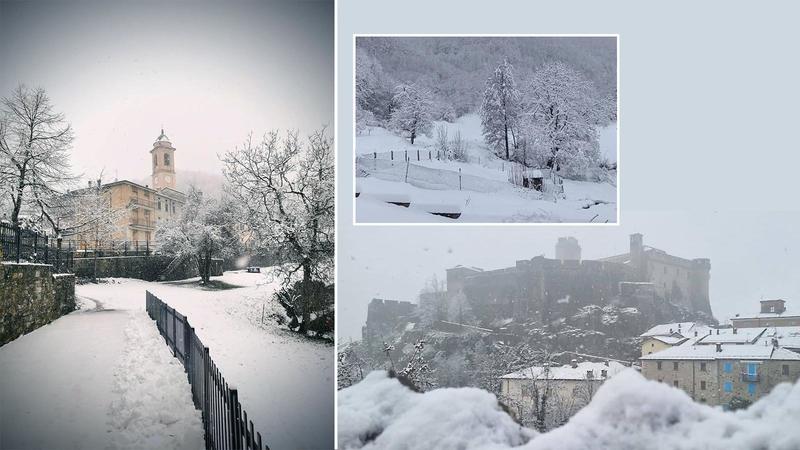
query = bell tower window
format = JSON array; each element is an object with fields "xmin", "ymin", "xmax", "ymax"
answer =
[{"xmin": 164, "ymin": 153, "xmax": 171, "ymax": 166}]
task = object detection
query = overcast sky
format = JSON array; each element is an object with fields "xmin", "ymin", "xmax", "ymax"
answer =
[{"xmin": 0, "ymin": 0, "xmax": 333, "ymax": 183}]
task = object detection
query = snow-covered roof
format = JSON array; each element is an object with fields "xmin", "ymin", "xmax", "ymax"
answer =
[
  {"xmin": 501, "ymin": 361, "xmax": 628, "ymax": 381},
  {"xmin": 640, "ymin": 342, "xmax": 800, "ymax": 361},
  {"xmin": 696, "ymin": 328, "xmax": 766, "ymax": 345},
  {"xmin": 766, "ymin": 326, "xmax": 800, "ymax": 349},
  {"xmin": 645, "ymin": 335, "xmax": 688, "ymax": 345},
  {"xmin": 641, "ymin": 322, "xmax": 699, "ymax": 338}
]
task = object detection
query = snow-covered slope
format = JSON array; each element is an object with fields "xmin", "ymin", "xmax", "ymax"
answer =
[
  {"xmin": 355, "ymin": 114, "xmax": 617, "ymax": 223},
  {"xmin": 338, "ymin": 370, "xmax": 800, "ymax": 450}
]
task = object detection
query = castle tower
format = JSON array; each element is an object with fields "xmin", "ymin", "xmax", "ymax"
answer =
[
  {"xmin": 630, "ymin": 233, "xmax": 647, "ymax": 280},
  {"xmin": 150, "ymin": 128, "xmax": 176, "ymax": 190},
  {"xmin": 555, "ymin": 237, "xmax": 581, "ymax": 261}
]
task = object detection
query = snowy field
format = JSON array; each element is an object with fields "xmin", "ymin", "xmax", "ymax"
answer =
[
  {"xmin": 0, "ymin": 269, "xmax": 333, "ymax": 450},
  {"xmin": 339, "ymin": 370, "xmax": 800, "ymax": 450},
  {"xmin": 355, "ymin": 114, "xmax": 617, "ymax": 224}
]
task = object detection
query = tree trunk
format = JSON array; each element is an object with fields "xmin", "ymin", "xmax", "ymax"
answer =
[
  {"xmin": 504, "ymin": 123, "xmax": 509, "ymax": 160},
  {"xmin": 298, "ymin": 260, "xmax": 312, "ymax": 334}
]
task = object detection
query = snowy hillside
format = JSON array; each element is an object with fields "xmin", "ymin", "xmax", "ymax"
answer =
[
  {"xmin": 355, "ymin": 114, "xmax": 617, "ymax": 223},
  {"xmin": 339, "ymin": 370, "xmax": 800, "ymax": 450}
]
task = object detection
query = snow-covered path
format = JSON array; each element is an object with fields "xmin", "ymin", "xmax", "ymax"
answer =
[
  {"xmin": 77, "ymin": 270, "xmax": 335, "ymax": 450},
  {"xmin": 0, "ymin": 307, "xmax": 203, "ymax": 450}
]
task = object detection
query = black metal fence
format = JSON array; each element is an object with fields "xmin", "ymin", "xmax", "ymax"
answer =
[
  {"xmin": 61, "ymin": 240, "xmax": 154, "ymax": 258},
  {"xmin": 0, "ymin": 222, "xmax": 74, "ymax": 272},
  {"xmin": 145, "ymin": 291, "xmax": 267, "ymax": 450}
]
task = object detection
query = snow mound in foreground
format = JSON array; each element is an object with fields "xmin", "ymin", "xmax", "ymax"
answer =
[
  {"xmin": 339, "ymin": 369, "xmax": 800, "ymax": 450},
  {"xmin": 338, "ymin": 371, "xmax": 535, "ymax": 450}
]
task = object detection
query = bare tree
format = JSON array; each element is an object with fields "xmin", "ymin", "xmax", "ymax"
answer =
[
  {"xmin": 222, "ymin": 128, "xmax": 333, "ymax": 334},
  {"xmin": 0, "ymin": 85, "xmax": 75, "ymax": 228}
]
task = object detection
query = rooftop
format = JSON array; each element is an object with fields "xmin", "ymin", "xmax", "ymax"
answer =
[
  {"xmin": 641, "ymin": 322, "xmax": 709, "ymax": 338},
  {"xmin": 501, "ymin": 361, "xmax": 628, "ymax": 381}
]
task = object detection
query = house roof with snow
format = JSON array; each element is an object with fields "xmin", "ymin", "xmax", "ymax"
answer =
[
  {"xmin": 646, "ymin": 335, "xmax": 689, "ymax": 345},
  {"xmin": 500, "ymin": 361, "xmax": 628, "ymax": 381},
  {"xmin": 696, "ymin": 328, "xmax": 766, "ymax": 345},
  {"xmin": 640, "ymin": 342, "xmax": 800, "ymax": 361},
  {"xmin": 641, "ymin": 322, "xmax": 707, "ymax": 338}
]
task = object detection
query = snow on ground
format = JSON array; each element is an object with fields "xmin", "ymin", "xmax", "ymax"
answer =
[
  {"xmin": 355, "ymin": 114, "xmax": 617, "ymax": 223},
  {"xmin": 77, "ymin": 269, "xmax": 334, "ymax": 450},
  {"xmin": 338, "ymin": 369, "xmax": 800, "ymax": 450},
  {"xmin": 0, "ymin": 306, "xmax": 203, "ymax": 449},
  {"xmin": 108, "ymin": 310, "xmax": 204, "ymax": 450}
]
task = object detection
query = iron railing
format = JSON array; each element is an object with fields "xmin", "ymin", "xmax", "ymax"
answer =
[
  {"xmin": 63, "ymin": 240, "xmax": 154, "ymax": 257},
  {"xmin": 0, "ymin": 222, "xmax": 74, "ymax": 272},
  {"xmin": 146, "ymin": 291, "xmax": 267, "ymax": 450}
]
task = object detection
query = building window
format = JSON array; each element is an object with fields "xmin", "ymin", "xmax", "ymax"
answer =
[
  {"xmin": 723, "ymin": 362, "xmax": 732, "ymax": 373},
  {"xmin": 747, "ymin": 383, "xmax": 756, "ymax": 395},
  {"xmin": 700, "ymin": 362, "xmax": 707, "ymax": 372},
  {"xmin": 673, "ymin": 380, "xmax": 679, "ymax": 387},
  {"xmin": 673, "ymin": 362, "xmax": 679, "ymax": 371},
  {"xmin": 657, "ymin": 362, "xmax": 662, "ymax": 370},
  {"xmin": 723, "ymin": 381, "xmax": 733, "ymax": 392},
  {"xmin": 783, "ymin": 365, "xmax": 790, "ymax": 376},
  {"xmin": 157, "ymin": 200, "xmax": 161, "ymax": 210},
  {"xmin": 700, "ymin": 381, "xmax": 706, "ymax": 390},
  {"xmin": 651, "ymin": 343, "xmax": 655, "ymax": 348},
  {"xmin": 164, "ymin": 153, "xmax": 171, "ymax": 166}
]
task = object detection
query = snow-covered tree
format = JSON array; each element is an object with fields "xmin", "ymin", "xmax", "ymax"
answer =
[
  {"xmin": 389, "ymin": 84, "xmax": 433, "ymax": 145},
  {"xmin": 222, "ymin": 128, "xmax": 334, "ymax": 334},
  {"xmin": 481, "ymin": 60, "xmax": 522, "ymax": 161},
  {"xmin": 399, "ymin": 339, "xmax": 435, "ymax": 391},
  {"xmin": 0, "ymin": 85, "xmax": 76, "ymax": 229},
  {"xmin": 520, "ymin": 61, "xmax": 603, "ymax": 178},
  {"xmin": 157, "ymin": 187, "xmax": 229, "ymax": 284}
]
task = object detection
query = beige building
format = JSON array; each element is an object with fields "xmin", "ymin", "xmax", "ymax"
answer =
[
  {"xmin": 72, "ymin": 129, "xmax": 186, "ymax": 247},
  {"xmin": 640, "ymin": 325, "xmax": 800, "ymax": 407}
]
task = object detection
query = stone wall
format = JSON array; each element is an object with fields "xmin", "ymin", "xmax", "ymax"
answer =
[
  {"xmin": 72, "ymin": 255, "xmax": 223, "ymax": 281},
  {"xmin": 0, "ymin": 262, "xmax": 76, "ymax": 346}
]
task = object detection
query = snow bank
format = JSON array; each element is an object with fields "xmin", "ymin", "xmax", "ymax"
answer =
[
  {"xmin": 108, "ymin": 311, "xmax": 204, "ymax": 450},
  {"xmin": 339, "ymin": 369, "xmax": 800, "ymax": 450},
  {"xmin": 338, "ymin": 371, "xmax": 534, "ymax": 450}
]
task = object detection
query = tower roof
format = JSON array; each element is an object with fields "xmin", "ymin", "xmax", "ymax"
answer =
[{"xmin": 156, "ymin": 127, "xmax": 170, "ymax": 143}]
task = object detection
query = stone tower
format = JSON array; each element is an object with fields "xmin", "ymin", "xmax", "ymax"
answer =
[
  {"xmin": 555, "ymin": 237, "xmax": 581, "ymax": 261},
  {"xmin": 150, "ymin": 128, "xmax": 176, "ymax": 190}
]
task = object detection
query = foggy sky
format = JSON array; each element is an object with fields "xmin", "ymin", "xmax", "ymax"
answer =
[{"xmin": 0, "ymin": 0, "xmax": 333, "ymax": 184}]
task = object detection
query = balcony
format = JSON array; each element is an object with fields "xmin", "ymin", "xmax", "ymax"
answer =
[
  {"xmin": 129, "ymin": 197, "xmax": 155, "ymax": 209},
  {"xmin": 129, "ymin": 218, "xmax": 154, "ymax": 229},
  {"xmin": 740, "ymin": 372, "xmax": 760, "ymax": 382}
]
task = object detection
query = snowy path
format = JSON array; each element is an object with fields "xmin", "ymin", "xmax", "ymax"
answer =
[
  {"xmin": 77, "ymin": 270, "xmax": 335, "ymax": 450},
  {"xmin": 0, "ymin": 307, "xmax": 202, "ymax": 450}
]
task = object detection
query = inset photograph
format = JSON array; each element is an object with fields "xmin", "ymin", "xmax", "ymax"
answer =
[{"xmin": 354, "ymin": 35, "xmax": 618, "ymax": 224}]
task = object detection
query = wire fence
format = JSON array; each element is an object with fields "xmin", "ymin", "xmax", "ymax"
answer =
[
  {"xmin": 146, "ymin": 291, "xmax": 267, "ymax": 450},
  {"xmin": 0, "ymin": 222, "xmax": 74, "ymax": 272},
  {"xmin": 61, "ymin": 240, "xmax": 154, "ymax": 258}
]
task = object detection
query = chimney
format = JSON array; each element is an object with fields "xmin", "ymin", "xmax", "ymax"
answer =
[
  {"xmin": 716, "ymin": 329, "xmax": 720, "ymax": 335},
  {"xmin": 586, "ymin": 370, "xmax": 594, "ymax": 379},
  {"xmin": 715, "ymin": 343, "xmax": 722, "ymax": 352},
  {"xmin": 733, "ymin": 328, "xmax": 737, "ymax": 334},
  {"xmin": 571, "ymin": 359, "xmax": 578, "ymax": 368},
  {"xmin": 601, "ymin": 369, "xmax": 608, "ymax": 378},
  {"xmin": 88, "ymin": 180, "xmax": 92, "ymax": 187},
  {"xmin": 604, "ymin": 360, "xmax": 609, "ymax": 367},
  {"xmin": 772, "ymin": 338, "xmax": 779, "ymax": 348},
  {"xmin": 669, "ymin": 328, "xmax": 673, "ymax": 334}
]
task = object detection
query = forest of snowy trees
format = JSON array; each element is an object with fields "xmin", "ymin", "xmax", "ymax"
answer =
[{"xmin": 356, "ymin": 37, "xmax": 617, "ymax": 179}]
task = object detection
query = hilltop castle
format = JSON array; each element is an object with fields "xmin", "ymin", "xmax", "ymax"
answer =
[{"xmin": 363, "ymin": 234, "xmax": 714, "ymax": 341}]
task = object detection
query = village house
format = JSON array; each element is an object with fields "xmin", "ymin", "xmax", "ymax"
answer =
[
  {"xmin": 640, "ymin": 300, "xmax": 800, "ymax": 407},
  {"xmin": 499, "ymin": 360, "xmax": 629, "ymax": 412},
  {"xmin": 730, "ymin": 299, "xmax": 800, "ymax": 328}
]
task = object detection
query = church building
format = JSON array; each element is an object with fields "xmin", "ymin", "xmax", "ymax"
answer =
[{"xmin": 100, "ymin": 129, "xmax": 187, "ymax": 246}]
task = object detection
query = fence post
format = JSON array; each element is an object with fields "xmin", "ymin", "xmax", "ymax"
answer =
[
  {"xmin": 229, "ymin": 388, "xmax": 242, "ymax": 449},
  {"xmin": 404, "ymin": 150, "xmax": 407, "ymax": 161},
  {"xmin": 429, "ymin": 150, "xmax": 431, "ymax": 160},
  {"xmin": 14, "ymin": 225, "xmax": 20, "ymax": 263},
  {"xmin": 459, "ymin": 168, "xmax": 462, "ymax": 191},
  {"xmin": 56, "ymin": 235, "xmax": 62, "ymax": 272},
  {"xmin": 203, "ymin": 347, "xmax": 211, "ymax": 447},
  {"xmin": 184, "ymin": 318, "xmax": 192, "ymax": 373},
  {"xmin": 373, "ymin": 151, "xmax": 376, "ymax": 159},
  {"xmin": 390, "ymin": 150, "xmax": 393, "ymax": 161},
  {"xmin": 172, "ymin": 308, "xmax": 177, "ymax": 357}
]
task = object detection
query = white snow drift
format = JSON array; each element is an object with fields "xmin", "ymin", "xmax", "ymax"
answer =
[{"xmin": 338, "ymin": 369, "xmax": 800, "ymax": 450}]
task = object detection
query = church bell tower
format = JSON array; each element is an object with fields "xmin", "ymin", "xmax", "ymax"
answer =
[{"xmin": 150, "ymin": 128, "xmax": 176, "ymax": 190}]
